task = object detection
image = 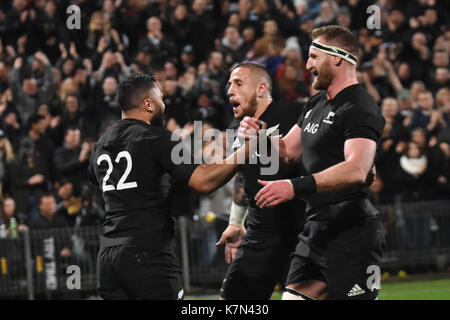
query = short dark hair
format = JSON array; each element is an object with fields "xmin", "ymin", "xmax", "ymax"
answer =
[
  {"xmin": 27, "ymin": 113, "xmax": 45, "ymax": 131},
  {"xmin": 117, "ymin": 74, "xmax": 157, "ymax": 111},
  {"xmin": 311, "ymin": 25, "xmax": 359, "ymax": 58},
  {"xmin": 232, "ymin": 62, "xmax": 272, "ymax": 93},
  {"xmin": 39, "ymin": 192, "xmax": 55, "ymax": 204},
  {"xmin": 64, "ymin": 125, "xmax": 81, "ymax": 137}
]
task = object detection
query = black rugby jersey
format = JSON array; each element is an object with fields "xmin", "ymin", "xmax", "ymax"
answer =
[
  {"xmin": 296, "ymin": 84, "xmax": 385, "ymax": 216},
  {"xmin": 88, "ymin": 118, "xmax": 198, "ymax": 248},
  {"xmin": 231, "ymin": 101, "xmax": 307, "ymax": 233}
]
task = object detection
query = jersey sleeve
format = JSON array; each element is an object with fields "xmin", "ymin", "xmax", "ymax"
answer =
[
  {"xmin": 87, "ymin": 151, "xmax": 99, "ymax": 187},
  {"xmin": 296, "ymin": 104, "xmax": 307, "ymax": 128},
  {"xmin": 342, "ymin": 104, "xmax": 386, "ymax": 142},
  {"xmin": 158, "ymin": 134, "xmax": 199, "ymax": 186}
]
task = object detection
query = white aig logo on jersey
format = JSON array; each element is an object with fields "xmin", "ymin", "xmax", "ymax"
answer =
[
  {"xmin": 303, "ymin": 122, "xmax": 319, "ymax": 134},
  {"xmin": 323, "ymin": 111, "xmax": 335, "ymax": 124}
]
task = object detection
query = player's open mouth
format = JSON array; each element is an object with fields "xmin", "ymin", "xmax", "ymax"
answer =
[
  {"xmin": 231, "ymin": 102, "xmax": 240, "ymax": 109},
  {"xmin": 313, "ymin": 71, "xmax": 318, "ymax": 76}
]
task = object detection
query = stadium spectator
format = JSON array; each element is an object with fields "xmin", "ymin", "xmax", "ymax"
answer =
[
  {"xmin": 29, "ymin": 193, "xmax": 72, "ymax": 258},
  {"xmin": 53, "ymin": 127, "xmax": 93, "ymax": 193},
  {"xmin": 92, "ymin": 75, "xmax": 121, "ymax": 134},
  {"xmin": 3, "ymin": 135, "xmax": 49, "ymax": 220},
  {"xmin": 55, "ymin": 180, "xmax": 81, "ymax": 227},
  {"xmin": 9, "ymin": 53, "xmax": 55, "ymax": 125},
  {"xmin": 138, "ymin": 16, "xmax": 177, "ymax": 68},
  {"xmin": 220, "ymin": 26, "xmax": 249, "ymax": 68},
  {"xmin": 0, "ymin": 196, "xmax": 28, "ymax": 231},
  {"xmin": 0, "ymin": 129, "xmax": 14, "ymax": 194}
]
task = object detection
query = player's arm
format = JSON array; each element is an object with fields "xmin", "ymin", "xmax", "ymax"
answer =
[
  {"xmin": 255, "ymin": 138, "xmax": 376, "ymax": 208},
  {"xmin": 311, "ymin": 138, "xmax": 376, "ymax": 192},
  {"xmin": 277, "ymin": 124, "xmax": 303, "ymax": 165},
  {"xmin": 188, "ymin": 140, "xmax": 252, "ymax": 195},
  {"xmin": 216, "ymin": 172, "xmax": 247, "ymax": 263}
]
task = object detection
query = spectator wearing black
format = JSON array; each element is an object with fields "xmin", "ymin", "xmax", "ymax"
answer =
[
  {"xmin": 86, "ymin": 10, "xmax": 124, "ymax": 58},
  {"xmin": 179, "ymin": 44, "xmax": 195, "ymax": 73},
  {"xmin": 53, "ymin": 127, "xmax": 93, "ymax": 193},
  {"xmin": 50, "ymin": 94, "xmax": 92, "ymax": 146},
  {"xmin": 1, "ymin": 104, "xmax": 22, "ymax": 151},
  {"xmin": 190, "ymin": 90, "xmax": 229, "ymax": 131},
  {"xmin": 220, "ymin": 26, "xmax": 250, "ymax": 68},
  {"xmin": 138, "ymin": 16, "xmax": 177, "ymax": 69},
  {"xmin": 93, "ymin": 51, "xmax": 130, "ymax": 84},
  {"xmin": 29, "ymin": 193, "xmax": 72, "ymax": 257},
  {"xmin": 396, "ymin": 140, "xmax": 433, "ymax": 250},
  {"xmin": 130, "ymin": 46, "xmax": 153, "ymax": 75},
  {"xmin": 55, "ymin": 180, "xmax": 82, "ymax": 228},
  {"xmin": 0, "ymin": 129, "xmax": 15, "ymax": 193},
  {"xmin": 92, "ymin": 75, "xmax": 120, "ymax": 134},
  {"xmin": 0, "ymin": 196, "xmax": 28, "ymax": 233},
  {"xmin": 72, "ymin": 62, "xmax": 95, "ymax": 112},
  {"xmin": 194, "ymin": 51, "xmax": 227, "ymax": 103},
  {"xmin": 165, "ymin": 3, "xmax": 191, "ymax": 53},
  {"xmin": 9, "ymin": 54, "xmax": 55, "ymax": 125},
  {"xmin": 382, "ymin": 8, "xmax": 410, "ymax": 44},
  {"xmin": 34, "ymin": 0, "xmax": 65, "ymax": 64},
  {"xmin": 410, "ymin": 128, "xmax": 448, "ymax": 200},
  {"xmin": 2, "ymin": 135, "xmax": 48, "ymax": 220},
  {"xmin": 188, "ymin": 0, "xmax": 218, "ymax": 64},
  {"xmin": 164, "ymin": 60, "xmax": 178, "ymax": 80},
  {"xmin": 4, "ymin": 0, "xmax": 27, "ymax": 47},
  {"xmin": 408, "ymin": 90, "xmax": 445, "ymax": 137},
  {"xmin": 22, "ymin": 112, "xmax": 54, "ymax": 176},
  {"xmin": 163, "ymin": 79, "xmax": 189, "ymax": 131}
]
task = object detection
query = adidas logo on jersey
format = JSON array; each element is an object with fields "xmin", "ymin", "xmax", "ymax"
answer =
[{"xmin": 347, "ymin": 284, "xmax": 366, "ymax": 297}]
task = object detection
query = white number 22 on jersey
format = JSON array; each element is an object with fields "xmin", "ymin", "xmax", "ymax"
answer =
[{"xmin": 97, "ymin": 151, "xmax": 138, "ymax": 192}]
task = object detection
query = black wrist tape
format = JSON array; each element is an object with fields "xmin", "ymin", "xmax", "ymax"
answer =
[{"xmin": 290, "ymin": 175, "xmax": 317, "ymax": 195}]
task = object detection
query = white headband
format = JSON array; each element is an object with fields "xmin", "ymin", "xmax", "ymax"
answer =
[{"xmin": 310, "ymin": 40, "xmax": 358, "ymax": 65}]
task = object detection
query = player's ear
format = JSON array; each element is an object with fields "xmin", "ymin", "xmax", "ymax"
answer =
[
  {"xmin": 257, "ymin": 83, "xmax": 267, "ymax": 97},
  {"xmin": 144, "ymin": 98, "xmax": 154, "ymax": 113},
  {"xmin": 334, "ymin": 55, "xmax": 343, "ymax": 66}
]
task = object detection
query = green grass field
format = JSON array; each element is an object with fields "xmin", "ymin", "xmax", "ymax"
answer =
[
  {"xmin": 268, "ymin": 278, "xmax": 450, "ymax": 300},
  {"xmin": 187, "ymin": 278, "xmax": 450, "ymax": 300}
]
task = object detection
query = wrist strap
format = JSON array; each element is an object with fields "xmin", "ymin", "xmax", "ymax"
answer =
[
  {"xmin": 290, "ymin": 175, "xmax": 317, "ymax": 196},
  {"xmin": 229, "ymin": 202, "xmax": 248, "ymax": 226}
]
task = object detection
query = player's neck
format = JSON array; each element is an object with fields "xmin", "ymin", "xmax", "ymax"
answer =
[
  {"xmin": 254, "ymin": 97, "xmax": 273, "ymax": 119},
  {"xmin": 327, "ymin": 69, "xmax": 358, "ymax": 100},
  {"xmin": 122, "ymin": 112, "xmax": 151, "ymax": 125}
]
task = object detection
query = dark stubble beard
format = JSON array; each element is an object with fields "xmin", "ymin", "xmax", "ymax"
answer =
[{"xmin": 313, "ymin": 59, "xmax": 334, "ymax": 91}]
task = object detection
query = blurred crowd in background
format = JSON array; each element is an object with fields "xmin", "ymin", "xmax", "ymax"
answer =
[{"xmin": 0, "ymin": 0, "xmax": 449, "ymax": 251}]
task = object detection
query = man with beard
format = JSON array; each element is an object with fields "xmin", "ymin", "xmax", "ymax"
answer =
[
  {"xmin": 238, "ymin": 26, "xmax": 385, "ymax": 300},
  {"xmin": 88, "ymin": 74, "xmax": 252, "ymax": 300},
  {"xmin": 216, "ymin": 62, "xmax": 307, "ymax": 300}
]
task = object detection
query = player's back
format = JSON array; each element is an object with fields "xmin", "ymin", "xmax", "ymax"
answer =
[{"xmin": 89, "ymin": 119, "xmax": 178, "ymax": 249}]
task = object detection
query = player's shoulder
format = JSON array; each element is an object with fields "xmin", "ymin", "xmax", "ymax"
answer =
[
  {"xmin": 338, "ymin": 84, "xmax": 380, "ymax": 115},
  {"xmin": 96, "ymin": 119, "xmax": 173, "ymax": 148},
  {"xmin": 272, "ymin": 100, "xmax": 306, "ymax": 115}
]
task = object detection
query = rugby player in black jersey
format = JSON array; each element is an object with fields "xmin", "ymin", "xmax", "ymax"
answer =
[
  {"xmin": 215, "ymin": 63, "xmax": 307, "ymax": 300},
  {"xmin": 88, "ymin": 74, "xmax": 252, "ymax": 300},
  {"xmin": 238, "ymin": 26, "xmax": 386, "ymax": 300}
]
